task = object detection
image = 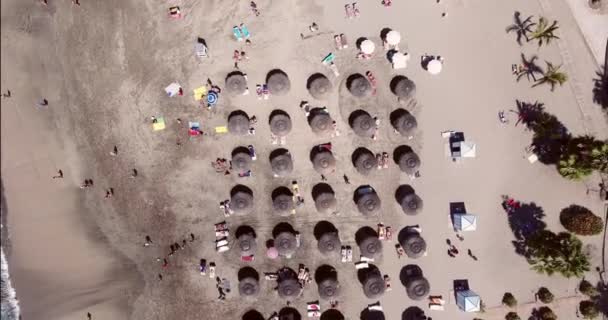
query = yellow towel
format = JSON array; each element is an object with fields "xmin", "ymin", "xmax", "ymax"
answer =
[
  {"xmin": 215, "ymin": 126, "xmax": 228, "ymax": 133},
  {"xmin": 153, "ymin": 117, "xmax": 166, "ymax": 131},
  {"xmin": 193, "ymin": 86, "xmax": 208, "ymax": 101}
]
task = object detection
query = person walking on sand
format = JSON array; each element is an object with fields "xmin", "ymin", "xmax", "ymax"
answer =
[
  {"xmin": 190, "ymin": 233, "xmax": 195, "ymax": 242},
  {"xmin": 1, "ymin": 90, "xmax": 10, "ymax": 98},
  {"xmin": 86, "ymin": 179, "xmax": 94, "ymax": 186},
  {"xmin": 53, "ymin": 170, "xmax": 64, "ymax": 179},
  {"xmin": 467, "ymin": 249, "xmax": 478, "ymax": 261},
  {"xmin": 87, "ymin": 312, "xmax": 92, "ymax": 320},
  {"xmin": 321, "ymin": 174, "xmax": 327, "ymax": 181},
  {"xmin": 110, "ymin": 146, "xmax": 118, "ymax": 156},
  {"xmin": 162, "ymin": 258, "xmax": 169, "ymax": 268},
  {"xmin": 72, "ymin": 0, "xmax": 80, "ymax": 5},
  {"xmin": 158, "ymin": 274, "xmax": 163, "ymax": 281},
  {"xmin": 144, "ymin": 235, "xmax": 152, "ymax": 246},
  {"xmin": 104, "ymin": 188, "xmax": 114, "ymax": 199},
  {"xmin": 37, "ymin": 98, "xmax": 48, "ymax": 108},
  {"xmin": 343, "ymin": 174, "xmax": 350, "ymax": 184},
  {"xmin": 131, "ymin": 169, "xmax": 138, "ymax": 178}
]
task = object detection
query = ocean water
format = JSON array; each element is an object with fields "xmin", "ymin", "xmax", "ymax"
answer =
[{"xmin": 1, "ymin": 246, "xmax": 20, "ymax": 320}]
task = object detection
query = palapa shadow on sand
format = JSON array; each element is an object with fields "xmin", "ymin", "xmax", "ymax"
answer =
[
  {"xmin": 357, "ymin": 263, "xmax": 381, "ymax": 284},
  {"xmin": 242, "ymin": 309, "xmax": 264, "ymax": 320},
  {"xmin": 399, "ymin": 264, "xmax": 423, "ymax": 286},
  {"xmin": 314, "ymin": 264, "xmax": 338, "ymax": 283},
  {"xmin": 320, "ymin": 309, "xmax": 345, "ymax": 320},
  {"xmin": 271, "ymin": 186, "xmax": 293, "ymax": 200},
  {"xmin": 313, "ymin": 221, "xmax": 338, "ymax": 240},
  {"xmin": 401, "ymin": 306, "xmax": 426, "ymax": 320},
  {"xmin": 272, "ymin": 222, "xmax": 296, "ymax": 238},
  {"xmin": 360, "ymin": 308, "xmax": 385, "ymax": 320},
  {"xmin": 279, "ymin": 307, "xmax": 302, "ymax": 320},
  {"xmin": 312, "ymin": 183, "xmax": 334, "ymax": 200},
  {"xmin": 238, "ymin": 266, "xmax": 259, "ymax": 281},
  {"xmin": 235, "ymin": 225, "xmax": 256, "ymax": 238}
]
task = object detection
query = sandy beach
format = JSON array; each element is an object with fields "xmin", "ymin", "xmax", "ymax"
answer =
[{"xmin": 1, "ymin": 0, "xmax": 607, "ymax": 319}]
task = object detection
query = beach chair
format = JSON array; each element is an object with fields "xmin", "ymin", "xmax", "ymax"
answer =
[
  {"xmin": 429, "ymin": 303, "xmax": 444, "ymax": 311},
  {"xmin": 307, "ymin": 302, "xmax": 320, "ymax": 318},
  {"xmin": 233, "ymin": 26, "xmax": 243, "ymax": 41},
  {"xmin": 395, "ymin": 244, "xmax": 405, "ymax": 258},
  {"xmin": 240, "ymin": 24, "xmax": 251, "ymax": 38},
  {"xmin": 209, "ymin": 262, "xmax": 216, "ymax": 278},
  {"xmin": 360, "ymin": 256, "xmax": 374, "ymax": 263},
  {"xmin": 368, "ymin": 302, "xmax": 383, "ymax": 311},
  {"xmin": 384, "ymin": 275, "xmax": 392, "ymax": 291},
  {"xmin": 195, "ymin": 42, "xmax": 208, "ymax": 58},
  {"xmin": 340, "ymin": 34, "xmax": 348, "ymax": 48},
  {"xmin": 385, "ymin": 226, "xmax": 393, "ymax": 240},
  {"xmin": 355, "ymin": 261, "xmax": 369, "ymax": 269},
  {"xmin": 169, "ymin": 6, "xmax": 181, "ymax": 19},
  {"xmin": 341, "ymin": 246, "xmax": 347, "ymax": 263},
  {"xmin": 264, "ymin": 272, "xmax": 278, "ymax": 280},
  {"xmin": 377, "ymin": 224, "xmax": 386, "ymax": 240},
  {"xmin": 346, "ymin": 246, "xmax": 353, "ymax": 262}
]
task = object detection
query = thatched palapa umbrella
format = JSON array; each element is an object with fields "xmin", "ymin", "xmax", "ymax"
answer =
[
  {"xmin": 391, "ymin": 76, "xmax": 416, "ymax": 100},
  {"xmin": 270, "ymin": 113, "xmax": 292, "ymax": 137},
  {"xmin": 308, "ymin": 73, "xmax": 333, "ymax": 100},
  {"xmin": 400, "ymin": 193, "xmax": 423, "ymax": 215},
  {"xmin": 391, "ymin": 111, "xmax": 417, "ymax": 136},
  {"xmin": 278, "ymin": 279, "xmax": 301, "ymax": 298},
  {"xmin": 318, "ymin": 232, "xmax": 341, "ymax": 254},
  {"xmin": 232, "ymin": 149, "xmax": 252, "ymax": 173},
  {"xmin": 225, "ymin": 72, "xmax": 248, "ymax": 96},
  {"xmin": 347, "ymin": 74, "xmax": 372, "ymax": 98},
  {"xmin": 312, "ymin": 151, "xmax": 336, "ymax": 175},
  {"xmin": 350, "ymin": 111, "xmax": 375, "ymax": 138},
  {"xmin": 314, "ymin": 192, "xmax": 337, "ymax": 214},
  {"xmin": 362, "ymin": 274, "xmax": 386, "ymax": 299},
  {"xmin": 359, "ymin": 236, "xmax": 382, "ymax": 258},
  {"xmin": 228, "ymin": 112, "xmax": 250, "ymax": 135},
  {"xmin": 353, "ymin": 149, "xmax": 378, "ymax": 175},
  {"xmin": 270, "ymin": 151, "xmax": 293, "ymax": 177},
  {"xmin": 231, "ymin": 190, "xmax": 253, "ymax": 214},
  {"xmin": 400, "ymin": 233, "xmax": 427, "ymax": 259},
  {"xmin": 273, "ymin": 194, "xmax": 295, "ymax": 215},
  {"xmin": 239, "ymin": 277, "xmax": 260, "ymax": 297},
  {"xmin": 267, "ymin": 70, "xmax": 291, "ymax": 96},
  {"xmin": 318, "ymin": 279, "xmax": 340, "ymax": 299},
  {"xmin": 309, "ymin": 113, "xmax": 333, "ymax": 136},
  {"xmin": 357, "ymin": 192, "xmax": 381, "ymax": 216},
  {"xmin": 238, "ymin": 233, "xmax": 257, "ymax": 256},
  {"xmin": 275, "ymin": 231, "xmax": 297, "ymax": 257},
  {"xmin": 398, "ymin": 152, "xmax": 421, "ymax": 174},
  {"xmin": 406, "ymin": 277, "xmax": 430, "ymax": 300}
]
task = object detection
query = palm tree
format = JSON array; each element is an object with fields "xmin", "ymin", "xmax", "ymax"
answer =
[
  {"xmin": 590, "ymin": 141, "xmax": 608, "ymax": 173},
  {"xmin": 506, "ymin": 11, "xmax": 536, "ymax": 45},
  {"xmin": 517, "ymin": 53, "xmax": 544, "ymax": 82},
  {"xmin": 533, "ymin": 62, "xmax": 567, "ymax": 91},
  {"xmin": 526, "ymin": 230, "xmax": 590, "ymax": 278},
  {"xmin": 558, "ymin": 154, "xmax": 593, "ymax": 180},
  {"xmin": 529, "ymin": 17, "xmax": 560, "ymax": 47},
  {"xmin": 592, "ymin": 70, "xmax": 608, "ymax": 109}
]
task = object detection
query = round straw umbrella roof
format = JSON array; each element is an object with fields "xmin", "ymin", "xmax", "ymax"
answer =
[
  {"xmin": 360, "ymin": 39, "xmax": 376, "ymax": 54},
  {"xmin": 238, "ymin": 233, "xmax": 257, "ymax": 256},
  {"xmin": 357, "ymin": 192, "xmax": 381, "ymax": 216},
  {"xmin": 231, "ymin": 191, "xmax": 254, "ymax": 214},
  {"xmin": 354, "ymin": 150, "xmax": 378, "ymax": 175},
  {"xmin": 400, "ymin": 193, "xmax": 423, "ymax": 215},
  {"xmin": 386, "ymin": 30, "xmax": 401, "ymax": 45},
  {"xmin": 351, "ymin": 111, "xmax": 376, "ymax": 138},
  {"xmin": 225, "ymin": 73, "xmax": 247, "ymax": 96},
  {"xmin": 400, "ymin": 234, "xmax": 427, "ymax": 259},
  {"xmin": 406, "ymin": 277, "xmax": 430, "ymax": 300},
  {"xmin": 320, "ymin": 310, "xmax": 345, "ymax": 320},
  {"xmin": 267, "ymin": 71, "xmax": 291, "ymax": 96},
  {"xmin": 273, "ymin": 194, "xmax": 295, "ymax": 215},
  {"xmin": 318, "ymin": 279, "xmax": 340, "ymax": 299},
  {"xmin": 362, "ymin": 274, "xmax": 386, "ymax": 299},
  {"xmin": 348, "ymin": 74, "xmax": 372, "ymax": 98},
  {"xmin": 312, "ymin": 151, "xmax": 336, "ymax": 175},
  {"xmin": 270, "ymin": 113, "xmax": 292, "ymax": 137},
  {"xmin": 391, "ymin": 112, "xmax": 417, "ymax": 136},
  {"xmin": 239, "ymin": 277, "xmax": 260, "ymax": 297},
  {"xmin": 278, "ymin": 278, "xmax": 302, "ymax": 298},
  {"xmin": 318, "ymin": 232, "xmax": 341, "ymax": 254},
  {"xmin": 275, "ymin": 231, "xmax": 297, "ymax": 257},
  {"xmin": 270, "ymin": 152, "xmax": 294, "ymax": 177},
  {"xmin": 392, "ymin": 77, "xmax": 416, "ymax": 100},
  {"xmin": 398, "ymin": 152, "xmax": 421, "ymax": 174},
  {"xmin": 309, "ymin": 113, "xmax": 333, "ymax": 136},
  {"xmin": 232, "ymin": 150, "xmax": 252, "ymax": 173},
  {"xmin": 359, "ymin": 236, "xmax": 383, "ymax": 259},
  {"xmin": 314, "ymin": 192, "xmax": 337, "ymax": 214},
  {"xmin": 308, "ymin": 74, "xmax": 333, "ymax": 100},
  {"xmin": 228, "ymin": 113, "xmax": 250, "ymax": 135}
]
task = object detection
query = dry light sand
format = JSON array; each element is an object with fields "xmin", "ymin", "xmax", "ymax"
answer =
[{"xmin": 1, "ymin": 0, "xmax": 607, "ymax": 320}]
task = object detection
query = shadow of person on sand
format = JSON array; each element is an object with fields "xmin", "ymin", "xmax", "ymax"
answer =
[{"xmin": 502, "ymin": 196, "xmax": 546, "ymax": 257}]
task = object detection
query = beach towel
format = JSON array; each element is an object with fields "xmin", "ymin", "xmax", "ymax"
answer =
[
  {"xmin": 193, "ymin": 86, "xmax": 208, "ymax": 101},
  {"xmin": 165, "ymin": 83, "xmax": 182, "ymax": 97},
  {"xmin": 240, "ymin": 24, "xmax": 251, "ymax": 38},
  {"xmin": 233, "ymin": 26, "xmax": 243, "ymax": 40},
  {"xmin": 215, "ymin": 126, "xmax": 228, "ymax": 133},
  {"xmin": 153, "ymin": 117, "xmax": 166, "ymax": 131}
]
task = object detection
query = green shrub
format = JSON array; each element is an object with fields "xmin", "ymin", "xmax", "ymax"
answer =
[
  {"xmin": 560, "ymin": 205, "xmax": 603, "ymax": 235},
  {"xmin": 579, "ymin": 280, "xmax": 598, "ymax": 297},
  {"xmin": 505, "ymin": 312, "xmax": 521, "ymax": 320},
  {"xmin": 502, "ymin": 292, "xmax": 518, "ymax": 307},
  {"xmin": 579, "ymin": 300, "xmax": 599, "ymax": 319},
  {"xmin": 538, "ymin": 306, "xmax": 557, "ymax": 320},
  {"xmin": 537, "ymin": 287, "xmax": 554, "ymax": 303}
]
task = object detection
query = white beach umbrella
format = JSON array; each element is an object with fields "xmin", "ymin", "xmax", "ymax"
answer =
[
  {"xmin": 386, "ymin": 30, "xmax": 401, "ymax": 45},
  {"xmin": 460, "ymin": 141, "xmax": 476, "ymax": 158},
  {"xmin": 391, "ymin": 52, "xmax": 408, "ymax": 69},
  {"xmin": 427, "ymin": 59, "xmax": 443, "ymax": 75},
  {"xmin": 360, "ymin": 40, "xmax": 375, "ymax": 55}
]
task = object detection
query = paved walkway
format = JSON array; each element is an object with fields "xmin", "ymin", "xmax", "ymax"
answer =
[{"xmin": 563, "ymin": 0, "xmax": 607, "ymax": 66}]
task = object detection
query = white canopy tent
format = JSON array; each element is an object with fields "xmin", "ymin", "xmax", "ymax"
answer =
[
  {"xmin": 456, "ymin": 290, "xmax": 480, "ymax": 312},
  {"xmin": 453, "ymin": 214, "xmax": 477, "ymax": 231}
]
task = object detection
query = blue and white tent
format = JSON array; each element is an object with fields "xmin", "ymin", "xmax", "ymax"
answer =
[
  {"xmin": 453, "ymin": 214, "xmax": 477, "ymax": 231},
  {"xmin": 456, "ymin": 290, "xmax": 481, "ymax": 312}
]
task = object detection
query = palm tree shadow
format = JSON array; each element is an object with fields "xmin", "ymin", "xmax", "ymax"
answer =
[
  {"xmin": 517, "ymin": 53, "xmax": 544, "ymax": 82},
  {"xmin": 515, "ymin": 100, "xmax": 570, "ymax": 164},
  {"xmin": 505, "ymin": 11, "xmax": 535, "ymax": 46},
  {"xmin": 502, "ymin": 198, "xmax": 547, "ymax": 257},
  {"xmin": 592, "ymin": 67, "xmax": 608, "ymax": 110}
]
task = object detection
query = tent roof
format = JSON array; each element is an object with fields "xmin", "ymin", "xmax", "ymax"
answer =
[
  {"xmin": 454, "ymin": 214, "xmax": 477, "ymax": 231},
  {"xmin": 456, "ymin": 290, "xmax": 481, "ymax": 312}
]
